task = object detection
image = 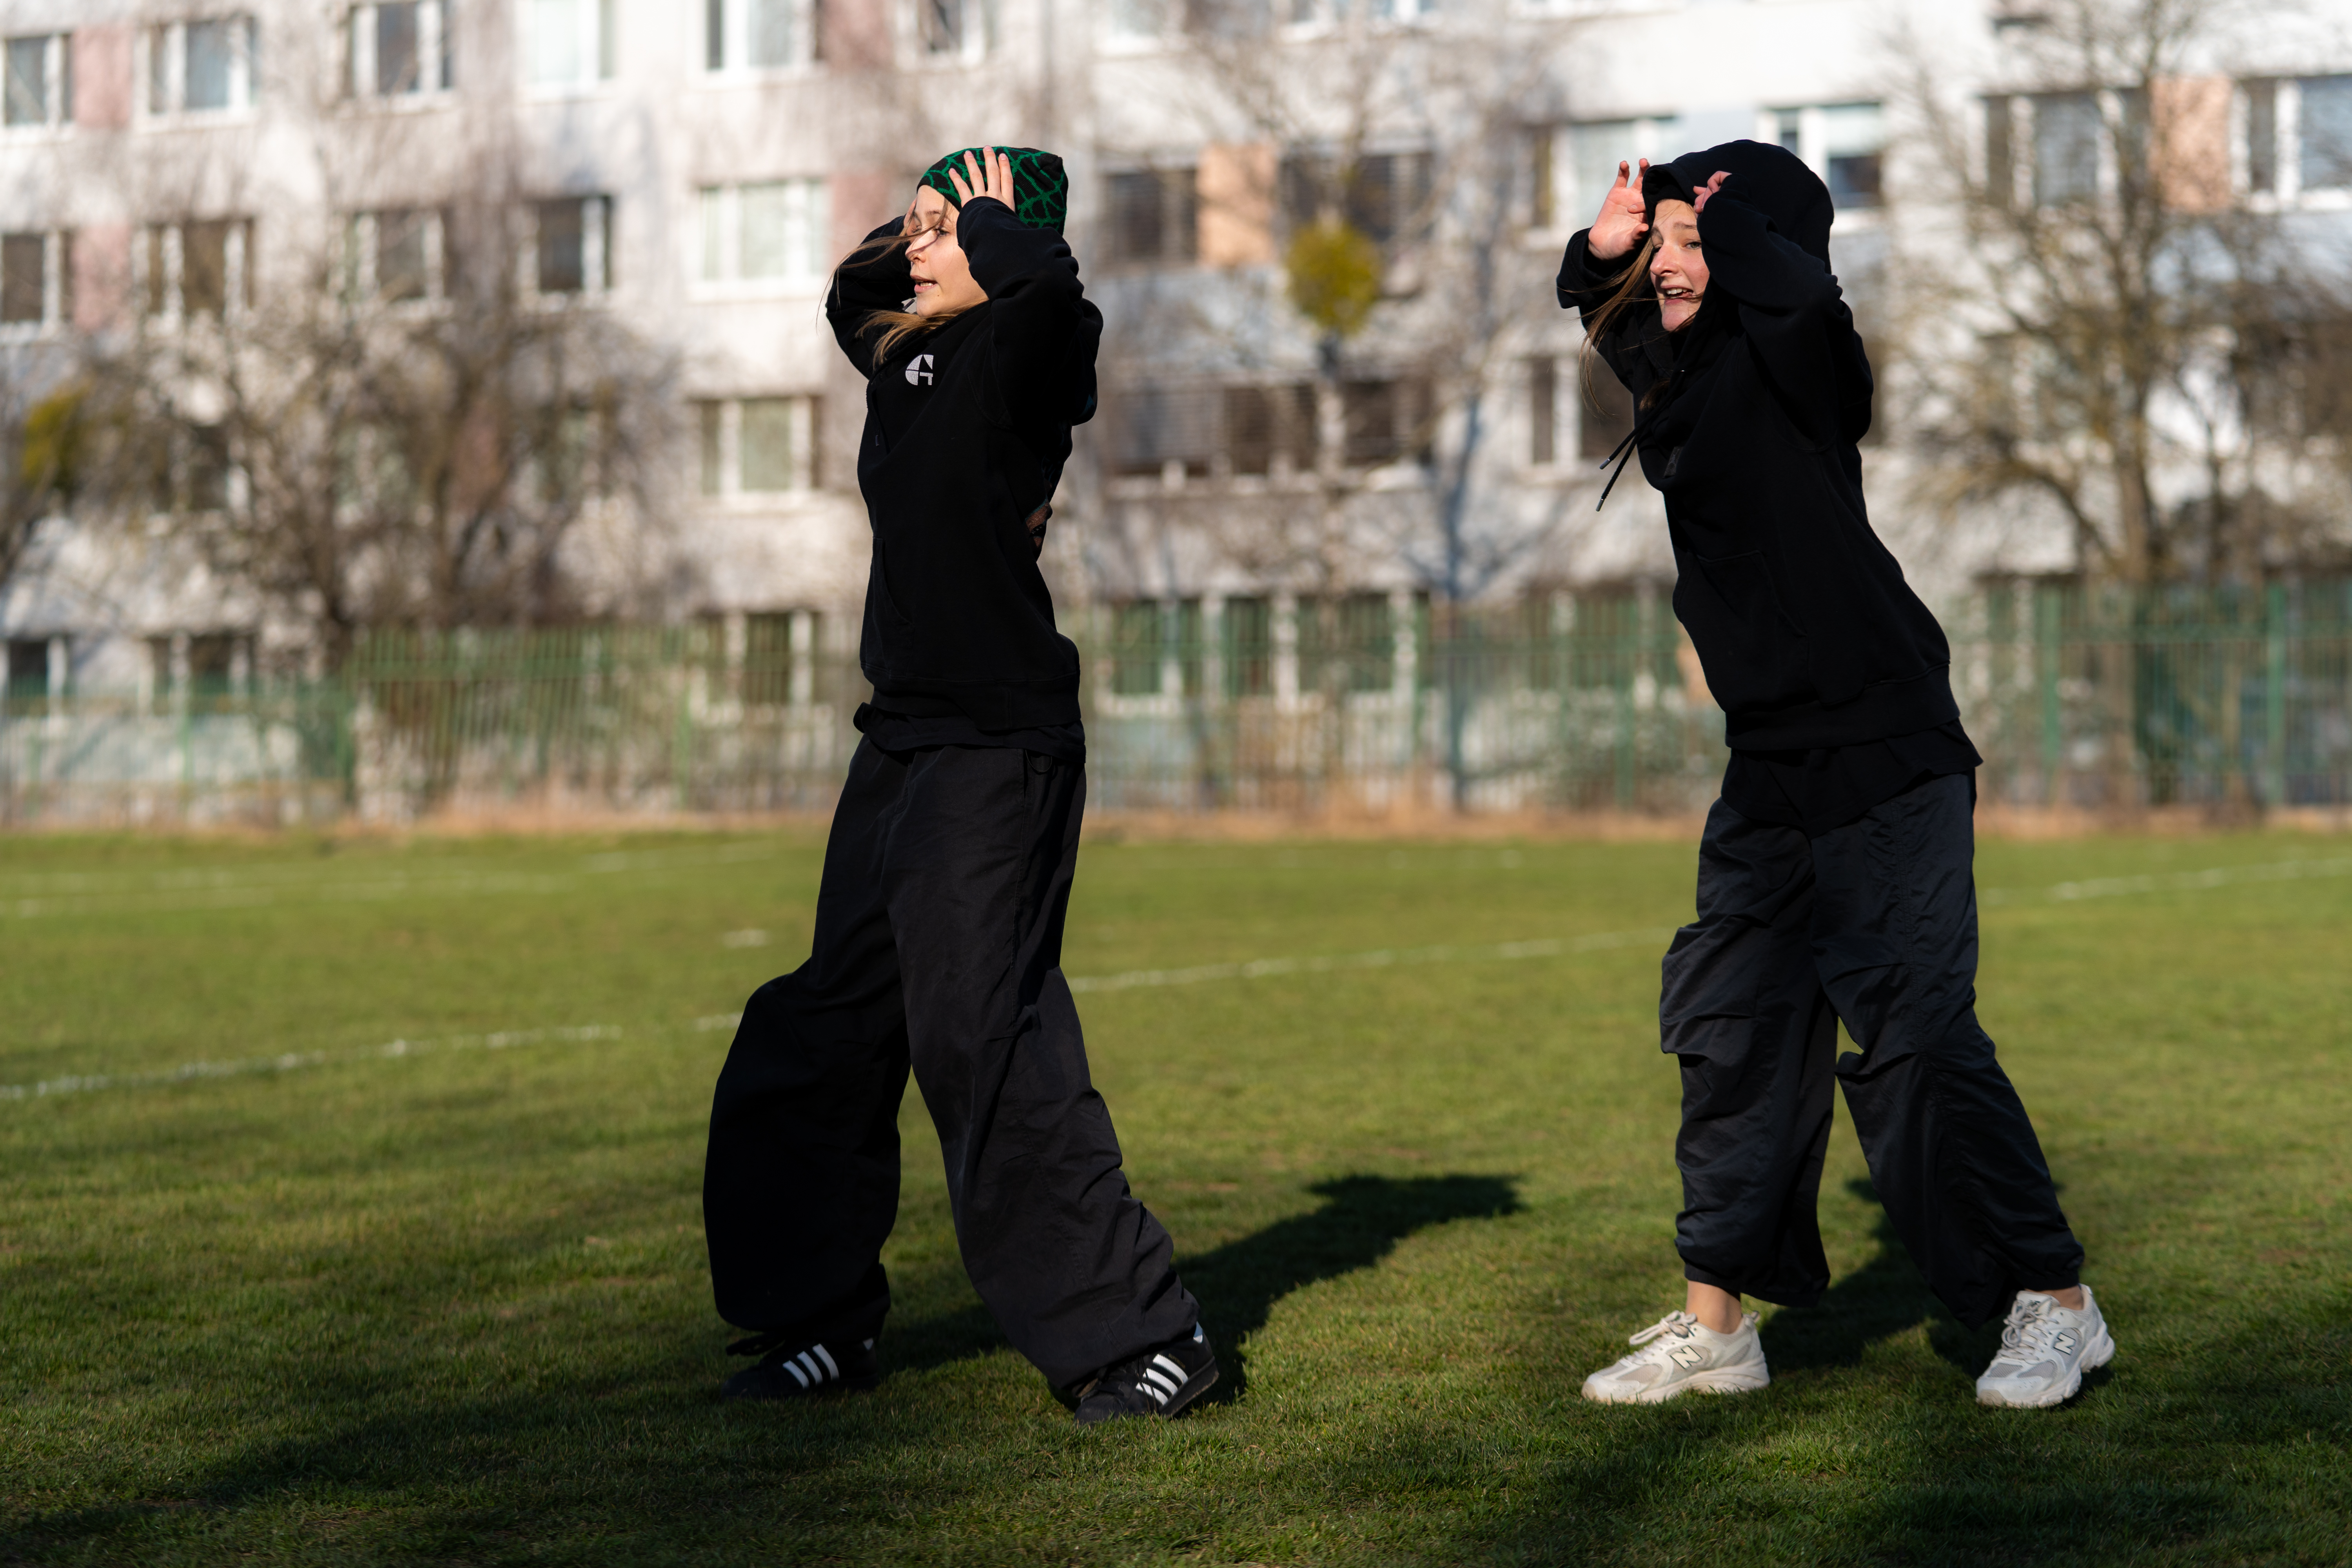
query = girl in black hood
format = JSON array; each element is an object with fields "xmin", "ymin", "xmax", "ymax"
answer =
[
  {"xmin": 1561, "ymin": 143, "xmax": 2113, "ymax": 1410},
  {"xmin": 700, "ymin": 150, "xmax": 1216, "ymax": 1425}
]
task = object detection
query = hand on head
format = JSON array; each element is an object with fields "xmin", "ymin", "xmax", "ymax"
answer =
[
  {"xmin": 1693, "ymin": 170, "xmax": 1731, "ymax": 212},
  {"xmin": 946, "ymin": 147, "xmax": 1017, "ymax": 211}
]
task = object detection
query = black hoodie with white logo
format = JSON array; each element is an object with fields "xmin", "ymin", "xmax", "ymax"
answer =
[
  {"xmin": 826, "ymin": 197, "xmax": 1100, "ymax": 739},
  {"xmin": 1559, "ymin": 140, "xmax": 1958, "ymax": 755}
]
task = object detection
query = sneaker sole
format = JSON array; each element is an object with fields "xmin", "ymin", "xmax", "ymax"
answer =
[
  {"xmin": 1160, "ymin": 1365, "xmax": 1218, "ymax": 1419},
  {"xmin": 1976, "ymin": 1328, "xmax": 2116, "ymax": 1409},
  {"xmin": 1581, "ymin": 1366, "xmax": 1770, "ymax": 1405}
]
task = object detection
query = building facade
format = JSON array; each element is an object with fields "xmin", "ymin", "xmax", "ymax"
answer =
[{"xmin": 2, "ymin": 0, "xmax": 2348, "ymax": 722}]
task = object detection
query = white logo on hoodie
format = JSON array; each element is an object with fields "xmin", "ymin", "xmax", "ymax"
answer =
[{"xmin": 905, "ymin": 354, "xmax": 934, "ymax": 387}]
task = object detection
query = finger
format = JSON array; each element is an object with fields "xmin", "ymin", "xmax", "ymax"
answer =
[
  {"xmin": 1615, "ymin": 159, "xmax": 1630, "ymax": 190},
  {"xmin": 996, "ymin": 150, "xmax": 1014, "ymax": 203},
  {"xmin": 964, "ymin": 150, "xmax": 986, "ymax": 196}
]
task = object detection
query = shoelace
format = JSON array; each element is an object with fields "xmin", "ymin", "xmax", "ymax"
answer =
[
  {"xmin": 1996, "ymin": 1296, "xmax": 2074, "ymax": 1364},
  {"xmin": 1616, "ymin": 1310, "xmax": 1704, "ymax": 1365}
]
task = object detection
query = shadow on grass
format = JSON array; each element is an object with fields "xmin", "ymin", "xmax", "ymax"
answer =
[
  {"xmin": 0, "ymin": 1174, "xmax": 1524, "ymax": 1564},
  {"xmin": 885, "ymin": 1173, "xmax": 1524, "ymax": 1402},
  {"xmin": 1759, "ymin": 1176, "xmax": 1993, "ymax": 1378}
]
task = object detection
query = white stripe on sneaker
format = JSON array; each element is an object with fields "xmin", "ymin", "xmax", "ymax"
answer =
[
  {"xmin": 1151, "ymin": 1354, "xmax": 1185, "ymax": 1377},
  {"xmin": 783, "ymin": 1358, "xmax": 812, "ymax": 1389},
  {"xmin": 797, "ymin": 1351, "xmax": 822, "ymax": 1383},
  {"xmin": 811, "ymin": 1344, "xmax": 840, "ymax": 1379},
  {"xmin": 1142, "ymin": 1368, "xmax": 1180, "ymax": 1394}
]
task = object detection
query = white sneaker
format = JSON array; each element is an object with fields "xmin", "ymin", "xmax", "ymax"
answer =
[
  {"xmin": 1976, "ymin": 1287, "xmax": 2115, "ymax": 1408},
  {"xmin": 1581, "ymin": 1310, "xmax": 1771, "ymax": 1405}
]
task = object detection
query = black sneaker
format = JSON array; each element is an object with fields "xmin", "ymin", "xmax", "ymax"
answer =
[
  {"xmin": 721, "ymin": 1330, "xmax": 881, "ymax": 1400},
  {"xmin": 1072, "ymin": 1325, "xmax": 1218, "ymax": 1424}
]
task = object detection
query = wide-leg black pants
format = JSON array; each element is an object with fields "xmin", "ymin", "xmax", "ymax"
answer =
[
  {"xmin": 703, "ymin": 739, "xmax": 1199, "ymax": 1391},
  {"xmin": 1659, "ymin": 773, "xmax": 2084, "ymax": 1329}
]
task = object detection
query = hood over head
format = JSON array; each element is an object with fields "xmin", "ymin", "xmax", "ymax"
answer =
[{"xmin": 1641, "ymin": 139, "xmax": 1833, "ymax": 266}]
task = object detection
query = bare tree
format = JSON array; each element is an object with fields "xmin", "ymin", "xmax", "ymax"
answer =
[
  {"xmin": 1892, "ymin": 0, "xmax": 2352, "ymax": 586},
  {"xmin": 76, "ymin": 49, "xmax": 679, "ymax": 674},
  {"xmin": 1089, "ymin": 0, "xmax": 1590, "ymax": 806}
]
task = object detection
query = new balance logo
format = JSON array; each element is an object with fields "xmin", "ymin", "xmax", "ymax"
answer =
[
  {"xmin": 1669, "ymin": 1345, "xmax": 1707, "ymax": 1368},
  {"xmin": 905, "ymin": 353, "xmax": 934, "ymax": 386},
  {"xmin": 2053, "ymin": 1332, "xmax": 2079, "ymax": 1354}
]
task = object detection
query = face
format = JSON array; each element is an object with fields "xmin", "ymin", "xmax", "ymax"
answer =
[
  {"xmin": 1648, "ymin": 200, "xmax": 1709, "ymax": 331},
  {"xmin": 906, "ymin": 186, "xmax": 989, "ymax": 315}
]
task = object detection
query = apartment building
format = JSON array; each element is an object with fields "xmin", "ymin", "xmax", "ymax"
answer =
[{"xmin": 2, "ymin": 0, "xmax": 2347, "ymax": 708}]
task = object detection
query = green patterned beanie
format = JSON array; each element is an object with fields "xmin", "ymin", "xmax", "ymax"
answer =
[{"xmin": 920, "ymin": 147, "xmax": 1069, "ymax": 235}]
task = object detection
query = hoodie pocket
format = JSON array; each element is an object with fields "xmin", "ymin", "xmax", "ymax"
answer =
[{"xmin": 1679, "ymin": 551, "xmax": 1811, "ymax": 711}]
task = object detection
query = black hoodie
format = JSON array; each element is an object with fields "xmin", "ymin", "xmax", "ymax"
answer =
[
  {"xmin": 826, "ymin": 197, "xmax": 1100, "ymax": 737},
  {"xmin": 1559, "ymin": 140, "xmax": 1957, "ymax": 752}
]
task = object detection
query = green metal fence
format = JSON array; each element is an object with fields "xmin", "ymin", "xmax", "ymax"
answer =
[{"xmin": 3, "ymin": 581, "xmax": 2348, "ymax": 825}]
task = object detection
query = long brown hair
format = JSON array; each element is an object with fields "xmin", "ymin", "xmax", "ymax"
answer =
[
  {"xmin": 1577, "ymin": 229, "xmax": 1662, "ymax": 416},
  {"xmin": 844, "ymin": 226, "xmax": 971, "ymax": 364}
]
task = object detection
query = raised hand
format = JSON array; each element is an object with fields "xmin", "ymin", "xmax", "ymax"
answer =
[
  {"xmin": 1692, "ymin": 170, "xmax": 1731, "ymax": 212},
  {"xmin": 946, "ymin": 147, "xmax": 1018, "ymax": 212},
  {"xmin": 1589, "ymin": 158, "xmax": 1651, "ymax": 262}
]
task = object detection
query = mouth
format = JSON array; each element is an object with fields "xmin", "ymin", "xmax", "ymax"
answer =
[
  {"xmin": 910, "ymin": 279, "xmax": 936, "ymax": 293},
  {"xmin": 1658, "ymin": 286, "xmax": 1695, "ymax": 301}
]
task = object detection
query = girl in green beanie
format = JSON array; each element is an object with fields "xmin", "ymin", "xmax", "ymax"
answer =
[{"xmin": 702, "ymin": 148, "xmax": 1217, "ymax": 1426}]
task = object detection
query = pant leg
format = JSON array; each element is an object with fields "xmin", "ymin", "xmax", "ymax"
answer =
[
  {"xmin": 1814, "ymin": 773, "xmax": 2086, "ymax": 1330},
  {"xmin": 703, "ymin": 739, "xmax": 913, "ymax": 1339},
  {"xmin": 1662, "ymin": 798, "xmax": 1843, "ymax": 1307},
  {"xmin": 885, "ymin": 745, "xmax": 1200, "ymax": 1391}
]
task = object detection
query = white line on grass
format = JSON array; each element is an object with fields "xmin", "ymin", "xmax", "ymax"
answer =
[
  {"xmin": 1065, "ymin": 927, "xmax": 1672, "ymax": 995},
  {"xmin": 1980, "ymin": 854, "xmax": 2352, "ymax": 906},
  {"xmin": 1, "ymin": 1025, "xmax": 622, "ymax": 1103},
  {"xmin": 13, "ymin": 854, "xmax": 2340, "ymax": 1104}
]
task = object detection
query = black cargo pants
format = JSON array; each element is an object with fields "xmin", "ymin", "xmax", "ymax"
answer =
[
  {"xmin": 1659, "ymin": 773, "xmax": 2084, "ymax": 1329},
  {"xmin": 703, "ymin": 739, "xmax": 1200, "ymax": 1390}
]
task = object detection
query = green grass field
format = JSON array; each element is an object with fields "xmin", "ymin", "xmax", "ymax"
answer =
[{"xmin": 2, "ymin": 823, "xmax": 2347, "ymax": 1566}]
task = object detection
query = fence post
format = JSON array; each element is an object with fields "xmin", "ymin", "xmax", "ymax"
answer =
[
  {"xmin": 2036, "ymin": 583, "xmax": 2063, "ymax": 805},
  {"xmin": 2263, "ymin": 581, "xmax": 2288, "ymax": 809}
]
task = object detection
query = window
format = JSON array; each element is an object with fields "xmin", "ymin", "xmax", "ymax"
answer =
[
  {"xmin": 346, "ymin": 209, "xmax": 446, "ymax": 302},
  {"xmin": 697, "ymin": 180, "xmax": 828, "ymax": 287},
  {"xmin": 1552, "ymin": 118, "xmax": 1682, "ymax": 236},
  {"xmin": 534, "ymin": 196, "xmax": 611, "ymax": 295},
  {"xmin": 1104, "ymin": 169, "xmax": 1198, "ymax": 265},
  {"xmin": 4, "ymin": 33, "xmax": 70, "ymax": 129},
  {"xmin": 706, "ymin": 0, "xmax": 815, "ymax": 69},
  {"xmin": 2033, "ymin": 93, "xmax": 2101, "ymax": 204},
  {"xmin": 1762, "ymin": 102, "xmax": 1885, "ymax": 209},
  {"xmin": 1223, "ymin": 384, "xmax": 1316, "ymax": 476},
  {"xmin": 1106, "ymin": 0, "xmax": 1164, "ymax": 41},
  {"xmin": 0, "ymin": 231, "xmax": 71, "ymax": 329},
  {"xmin": 1280, "ymin": 151, "xmax": 1432, "ymax": 245},
  {"xmin": 5, "ymin": 637, "xmax": 59, "ymax": 708},
  {"xmin": 529, "ymin": 0, "xmax": 614, "ymax": 87},
  {"xmin": 2246, "ymin": 79, "xmax": 2278, "ymax": 194},
  {"xmin": 1528, "ymin": 356, "xmax": 1557, "ymax": 467},
  {"xmin": 1296, "ymin": 593, "xmax": 1395, "ymax": 694},
  {"xmin": 742, "ymin": 611, "xmax": 821, "ymax": 705},
  {"xmin": 696, "ymin": 396, "xmax": 819, "ymax": 496},
  {"xmin": 145, "ymin": 16, "xmax": 259, "ymax": 116},
  {"xmin": 2299, "ymin": 75, "xmax": 2352, "ymax": 192},
  {"xmin": 1223, "ymin": 597, "xmax": 1271, "ymax": 697},
  {"xmin": 1109, "ymin": 600, "xmax": 1167, "ymax": 696},
  {"xmin": 1107, "ymin": 387, "xmax": 1218, "ymax": 478},
  {"xmin": 917, "ymin": 0, "xmax": 985, "ymax": 62},
  {"xmin": 143, "ymin": 220, "xmax": 254, "ymax": 319},
  {"xmin": 349, "ymin": 2, "xmax": 452, "ymax": 98},
  {"xmin": 1341, "ymin": 377, "xmax": 1429, "ymax": 467},
  {"xmin": 1528, "ymin": 127, "xmax": 1555, "ymax": 229}
]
